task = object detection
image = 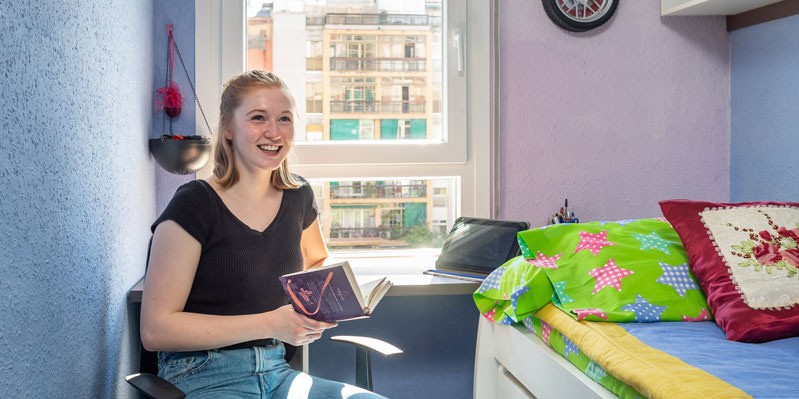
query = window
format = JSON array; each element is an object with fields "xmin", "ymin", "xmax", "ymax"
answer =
[
  {"xmin": 305, "ymin": 81, "xmax": 323, "ymax": 114},
  {"xmin": 306, "ymin": 37, "xmax": 322, "ymax": 71},
  {"xmin": 196, "ymin": 0, "xmax": 492, "ymax": 251},
  {"xmin": 309, "ymin": 177, "xmax": 455, "ymax": 249}
]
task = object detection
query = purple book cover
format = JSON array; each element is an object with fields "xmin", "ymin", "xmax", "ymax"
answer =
[{"xmin": 279, "ymin": 264, "xmax": 366, "ymax": 322}]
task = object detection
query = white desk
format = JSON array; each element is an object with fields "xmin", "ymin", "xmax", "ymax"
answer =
[
  {"xmin": 128, "ymin": 273, "xmax": 477, "ymax": 302},
  {"xmin": 126, "ymin": 251, "xmax": 482, "ymax": 398},
  {"xmin": 128, "ymin": 251, "xmax": 480, "ymax": 302}
]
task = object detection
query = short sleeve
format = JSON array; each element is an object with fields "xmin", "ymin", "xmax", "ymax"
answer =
[
  {"xmin": 151, "ymin": 181, "xmax": 215, "ymax": 246},
  {"xmin": 298, "ymin": 179, "xmax": 319, "ymax": 230}
]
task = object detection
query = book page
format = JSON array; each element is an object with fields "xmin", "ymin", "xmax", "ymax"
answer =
[
  {"xmin": 359, "ymin": 277, "xmax": 384, "ymax": 300},
  {"xmin": 360, "ymin": 277, "xmax": 392, "ymax": 312}
]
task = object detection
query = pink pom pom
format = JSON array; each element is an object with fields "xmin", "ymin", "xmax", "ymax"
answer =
[{"xmin": 156, "ymin": 81, "xmax": 184, "ymax": 117}]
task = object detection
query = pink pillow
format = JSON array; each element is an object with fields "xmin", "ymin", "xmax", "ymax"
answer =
[{"xmin": 660, "ymin": 199, "xmax": 799, "ymax": 342}]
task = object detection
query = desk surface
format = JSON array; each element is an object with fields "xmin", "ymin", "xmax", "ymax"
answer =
[
  {"xmin": 128, "ymin": 272, "xmax": 480, "ymax": 303},
  {"xmin": 128, "ymin": 256, "xmax": 480, "ymax": 302}
]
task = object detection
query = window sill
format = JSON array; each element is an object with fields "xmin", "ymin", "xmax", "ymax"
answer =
[
  {"xmin": 128, "ymin": 248, "xmax": 475, "ymax": 303},
  {"xmin": 328, "ymin": 248, "xmax": 441, "ymax": 276}
]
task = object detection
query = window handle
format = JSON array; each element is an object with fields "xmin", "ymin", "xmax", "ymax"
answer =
[{"xmin": 453, "ymin": 29, "xmax": 464, "ymax": 74}]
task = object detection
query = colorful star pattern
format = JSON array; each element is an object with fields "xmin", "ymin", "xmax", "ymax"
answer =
[
  {"xmin": 682, "ymin": 308, "xmax": 710, "ymax": 322},
  {"xmin": 574, "ymin": 231, "xmax": 617, "ymax": 256},
  {"xmin": 523, "ymin": 316, "xmax": 536, "ymax": 334},
  {"xmin": 527, "ymin": 252, "xmax": 561, "ymax": 269},
  {"xmin": 563, "ymin": 335, "xmax": 579, "ymax": 358},
  {"xmin": 498, "ymin": 315, "xmax": 514, "ymax": 325},
  {"xmin": 572, "ymin": 308, "xmax": 608, "ymax": 321},
  {"xmin": 551, "ymin": 292, "xmax": 562, "ymax": 306},
  {"xmin": 510, "ymin": 286, "xmax": 530, "ymax": 314},
  {"xmin": 477, "ymin": 267, "xmax": 506, "ymax": 294},
  {"xmin": 632, "ymin": 232, "xmax": 678, "ymax": 255},
  {"xmin": 655, "ymin": 262, "xmax": 700, "ymax": 297},
  {"xmin": 519, "ymin": 237, "xmax": 533, "ymax": 258},
  {"xmin": 553, "ymin": 281, "xmax": 574, "ymax": 304},
  {"xmin": 621, "ymin": 294, "xmax": 666, "ymax": 322},
  {"xmin": 588, "ymin": 258, "xmax": 635, "ymax": 294},
  {"xmin": 541, "ymin": 321, "xmax": 553, "ymax": 344},
  {"xmin": 482, "ymin": 309, "xmax": 496, "ymax": 321},
  {"xmin": 598, "ymin": 219, "xmax": 638, "ymax": 226},
  {"xmin": 586, "ymin": 360, "xmax": 607, "ymax": 382}
]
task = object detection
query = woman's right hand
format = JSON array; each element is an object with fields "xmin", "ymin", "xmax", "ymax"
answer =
[{"xmin": 266, "ymin": 305, "xmax": 338, "ymax": 346}]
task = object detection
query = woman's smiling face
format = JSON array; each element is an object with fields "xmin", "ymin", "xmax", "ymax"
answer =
[{"xmin": 226, "ymin": 86, "xmax": 295, "ymax": 174}]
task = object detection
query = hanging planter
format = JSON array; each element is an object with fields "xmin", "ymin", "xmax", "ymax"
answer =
[
  {"xmin": 150, "ymin": 24, "xmax": 213, "ymax": 175},
  {"xmin": 149, "ymin": 134, "xmax": 212, "ymax": 175}
]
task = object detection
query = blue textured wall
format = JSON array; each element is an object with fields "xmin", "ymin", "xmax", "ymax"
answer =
[
  {"xmin": 730, "ymin": 15, "xmax": 799, "ymax": 202},
  {"xmin": 0, "ymin": 1, "xmax": 155, "ymax": 397},
  {"xmin": 153, "ymin": 0, "xmax": 195, "ymax": 213}
]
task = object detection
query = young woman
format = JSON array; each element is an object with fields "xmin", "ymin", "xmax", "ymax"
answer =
[{"xmin": 141, "ymin": 70, "xmax": 386, "ymax": 399}]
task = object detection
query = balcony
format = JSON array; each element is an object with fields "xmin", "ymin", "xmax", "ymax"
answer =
[
  {"xmin": 330, "ymin": 100, "xmax": 425, "ymax": 114},
  {"xmin": 306, "ymin": 16, "xmax": 326, "ymax": 25},
  {"xmin": 329, "ymin": 100, "xmax": 377, "ymax": 113},
  {"xmin": 330, "ymin": 57, "xmax": 427, "ymax": 73},
  {"xmin": 330, "ymin": 183, "xmax": 427, "ymax": 199},
  {"xmin": 329, "ymin": 226, "xmax": 408, "ymax": 241},
  {"xmin": 325, "ymin": 13, "xmax": 430, "ymax": 26},
  {"xmin": 379, "ymin": 102, "xmax": 426, "ymax": 113}
]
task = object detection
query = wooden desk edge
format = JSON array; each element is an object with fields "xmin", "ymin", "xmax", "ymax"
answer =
[{"xmin": 128, "ymin": 276, "xmax": 479, "ymax": 303}]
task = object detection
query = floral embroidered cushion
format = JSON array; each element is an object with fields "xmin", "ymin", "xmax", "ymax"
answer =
[
  {"xmin": 473, "ymin": 256, "xmax": 555, "ymax": 325},
  {"xmin": 660, "ymin": 200, "xmax": 799, "ymax": 342},
  {"xmin": 516, "ymin": 218, "xmax": 711, "ymax": 323}
]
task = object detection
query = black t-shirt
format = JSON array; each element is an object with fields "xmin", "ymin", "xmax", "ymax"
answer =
[{"xmin": 151, "ymin": 177, "xmax": 318, "ymax": 349}]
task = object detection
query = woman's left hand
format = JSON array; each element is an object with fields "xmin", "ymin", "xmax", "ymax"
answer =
[{"xmin": 265, "ymin": 305, "xmax": 338, "ymax": 346}]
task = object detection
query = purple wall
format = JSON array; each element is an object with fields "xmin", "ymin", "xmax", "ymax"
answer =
[{"xmin": 498, "ymin": 0, "xmax": 730, "ymax": 227}]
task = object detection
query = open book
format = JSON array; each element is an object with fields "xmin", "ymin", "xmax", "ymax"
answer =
[{"xmin": 278, "ymin": 261, "xmax": 393, "ymax": 322}]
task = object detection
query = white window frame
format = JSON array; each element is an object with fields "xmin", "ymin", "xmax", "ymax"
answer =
[{"xmin": 194, "ymin": 0, "xmax": 493, "ymax": 218}]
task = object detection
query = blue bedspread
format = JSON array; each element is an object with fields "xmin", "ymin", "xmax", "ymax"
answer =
[{"xmin": 619, "ymin": 322, "xmax": 799, "ymax": 399}]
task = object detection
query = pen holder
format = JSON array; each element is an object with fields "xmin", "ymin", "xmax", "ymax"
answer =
[{"xmin": 550, "ymin": 199, "xmax": 579, "ymax": 225}]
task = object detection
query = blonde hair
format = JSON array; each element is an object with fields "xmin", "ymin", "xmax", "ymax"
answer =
[{"xmin": 213, "ymin": 70, "xmax": 300, "ymax": 189}]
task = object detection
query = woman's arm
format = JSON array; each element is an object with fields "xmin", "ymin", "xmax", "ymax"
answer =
[
  {"xmin": 140, "ymin": 220, "xmax": 334, "ymax": 352},
  {"xmin": 301, "ymin": 216, "xmax": 329, "ymax": 270}
]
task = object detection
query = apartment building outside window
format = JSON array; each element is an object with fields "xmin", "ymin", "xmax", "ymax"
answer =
[{"xmin": 196, "ymin": 0, "xmax": 491, "ymax": 252}]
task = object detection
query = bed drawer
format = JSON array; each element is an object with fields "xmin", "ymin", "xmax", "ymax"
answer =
[
  {"xmin": 498, "ymin": 365, "xmax": 536, "ymax": 399},
  {"xmin": 492, "ymin": 322, "xmax": 616, "ymax": 399}
]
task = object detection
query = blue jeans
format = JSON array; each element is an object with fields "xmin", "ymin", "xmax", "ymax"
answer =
[{"xmin": 158, "ymin": 341, "xmax": 387, "ymax": 399}]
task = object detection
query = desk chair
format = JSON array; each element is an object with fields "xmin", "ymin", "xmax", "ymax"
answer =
[{"xmin": 126, "ymin": 238, "xmax": 403, "ymax": 398}]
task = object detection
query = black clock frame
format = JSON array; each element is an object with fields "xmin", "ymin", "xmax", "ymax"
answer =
[{"xmin": 542, "ymin": 0, "xmax": 619, "ymax": 32}]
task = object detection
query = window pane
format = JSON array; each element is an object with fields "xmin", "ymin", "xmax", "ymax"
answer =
[
  {"xmin": 308, "ymin": 177, "xmax": 458, "ymax": 251},
  {"xmin": 246, "ymin": 0, "xmax": 443, "ymax": 143},
  {"xmin": 246, "ymin": 5, "xmax": 273, "ymax": 71}
]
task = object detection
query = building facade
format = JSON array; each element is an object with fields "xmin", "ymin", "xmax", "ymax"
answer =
[{"xmin": 248, "ymin": 0, "xmax": 450, "ymax": 249}]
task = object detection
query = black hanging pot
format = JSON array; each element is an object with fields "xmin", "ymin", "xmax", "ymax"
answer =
[
  {"xmin": 149, "ymin": 135, "xmax": 212, "ymax": 175},
  {"xmin": 151, "ymin": 24, "xmax": 214, "ymax": 175}
]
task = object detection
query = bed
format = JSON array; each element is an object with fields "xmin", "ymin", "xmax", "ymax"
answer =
[
  {"xmin": 473, "ymin": 201, "xmax": 799, "ymax": 399},
  {"xmin": 474, "ymin": 312, "xmax": 622, "ymax": 399}
]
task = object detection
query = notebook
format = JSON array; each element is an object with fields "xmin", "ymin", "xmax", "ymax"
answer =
[{"xmin": 423, "ymin": 217, "xmax": 530, "ymax": 282}]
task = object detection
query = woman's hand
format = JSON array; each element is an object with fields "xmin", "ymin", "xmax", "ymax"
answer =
[{"xmin": 267, "ymin": 305, "xmax": 338, "ymax": 346}]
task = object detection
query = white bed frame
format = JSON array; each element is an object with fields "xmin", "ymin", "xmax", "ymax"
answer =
[{"xmin": 473, "ymin": 316, "xmax": 619, "ymax": 399}]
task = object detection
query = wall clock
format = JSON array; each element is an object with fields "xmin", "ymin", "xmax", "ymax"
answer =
[{"xmin": 542, "ymin": 0, "xmax": 619, "ymax": 32}]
